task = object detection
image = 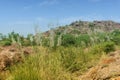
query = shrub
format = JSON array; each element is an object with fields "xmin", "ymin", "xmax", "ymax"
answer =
[
  {"xmin": 42, "ymin": 37, "xmax": 50, "ymax": 47},
  {"xmin": 61, "ymin": 34, "xmax": 76, "ymax": 46},
  {"xmin": 90, "ymin": 41, "xmax": 115, "ymax": 54},
  {"xmin": 111, "ymin": 30, "xmax": 120, "ymax": 45},
  {"xmin": 21, "ymin": 39, "xmax": 31, "ymax": 46},
  {"xmin": 89, "ymin": 23, "xmax": 95, "ymax": 31},
  {"xmin": 103, "ymin": 41, "xmax": 115, "ymax": 53},
  {"xmin": 0, "ymin": 40, "xmax": 11, "ymax": 46},
  {"xmin": 112, "ymin": 35, "xmax": 120, "ymax": 45},
  {"xmin": 75, "ymin": 34, "xmax": 90, "ymax": 47}
]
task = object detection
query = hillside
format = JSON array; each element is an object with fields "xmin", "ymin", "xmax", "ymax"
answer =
[{"xmin": 44, "ymin": 20, "xmax": 120, "ymax": 36}]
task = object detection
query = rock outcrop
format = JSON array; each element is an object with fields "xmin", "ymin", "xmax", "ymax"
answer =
[{"xmin": 79, "ymin": 50, "xmax": 120, "ymax": 80}]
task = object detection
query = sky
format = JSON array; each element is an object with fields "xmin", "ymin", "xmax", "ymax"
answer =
[{"xmin": 0, "ymin": 0, "xmax": 120, "ymax": 36}]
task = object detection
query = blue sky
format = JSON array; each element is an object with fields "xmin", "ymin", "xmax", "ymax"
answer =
[{"xmin": 0, "ymin": 0, "xmax": 120, "ymax": 35}]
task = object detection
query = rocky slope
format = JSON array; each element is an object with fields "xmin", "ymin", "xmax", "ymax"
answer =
[
  {"xmin": 79, "ymin": 50, "xmax": 120, "ymax": 80},
  {"xmin": 44, "ymin": 20, "xmax": 120, "ymax": 36}
]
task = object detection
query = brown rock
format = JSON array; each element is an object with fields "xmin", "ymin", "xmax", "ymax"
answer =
[
  {"xmin": 23, "ymin": 47, "xmax": 33, "ymax": 55},
  {"xmin": 79, "ymin": 50, "xmax": 120, "ymax": 80}
]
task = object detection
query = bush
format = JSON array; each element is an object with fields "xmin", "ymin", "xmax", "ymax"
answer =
[
  {"xmin": 103, "ymin": 41, "xmax": 115, "ymax": 53},
  {"xmin": 90, "ymin": 41, "xmax": 115, "ymax": 54},
  {"xmin": 111, "ymin": 30, "xmax": 120, "ymax": 45},
  {"xmin": 42, "ymin": 37, "xmax": 50, "ymax": 47},
  {"xmin": 62, "ymin": 34, "xmax": 76, "ymax": 46},
  {"xmin": 112, "ymin": 35, "xmax": 120, "ymax": 45},
  {"xmin": 75, "ymin": 34, "xmax": 90, "ymax": 47},
  {"xmin": 0, "ymin": 40, "xmax": 11, "ymax": 46}
]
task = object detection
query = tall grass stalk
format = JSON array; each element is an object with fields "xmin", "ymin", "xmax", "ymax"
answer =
[
  {"xmin": 34, "ymin": 26, "xmax": 42, "ymax": 46},
  {"xmin": 49, "ymin": 28, "xmax": 55, "ymax": 47}
]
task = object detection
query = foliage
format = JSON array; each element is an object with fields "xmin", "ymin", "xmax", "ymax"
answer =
[
  {"xmin": 61, "ymin": 34, "xmax": 76, "ymax": 46},
  {"xmin": 75, "ymin": 34, "xmax": 90, "ymax": 47},
  {"xmin": 0, "ymin": 39, "xmax": 11, "ymax": 46},
  {"xmin": 90, "ymin": 41, "xmax": 115, "ymax": 54},
  {"xmin": 89, "ymin": 23, "xmax": 95, "ymax": 31},
  {"xmin": 111, "ymin": 30, "xmax": 120, "ymax": 45},
  {"xmin": 42, "ymin": 37, "xmax": 50, "ymax": 47},
  {"xmin": 102, "ymin": 41, "xmax": 115, "ymax": 53}
]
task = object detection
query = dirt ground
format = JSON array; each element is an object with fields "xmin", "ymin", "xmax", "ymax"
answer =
[{"xmin": 0, "ymin": 44, "xmax": 33, "ymax": 71}]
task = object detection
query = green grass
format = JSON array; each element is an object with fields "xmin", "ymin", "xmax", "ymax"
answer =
[
  {"xmin": 0, "ymin": 40, "xmax": 115, "ymax": 80},
  {"xmin": 6, "ymin": 44, "xmax": 111, "ymax": 80},
  {"xmin": 9, "ymin": 47, "xmax": 74, "ymax": 80}
]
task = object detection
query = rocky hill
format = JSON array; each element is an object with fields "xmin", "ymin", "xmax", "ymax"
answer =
[{"xmin": 44, "ymin": 20, "xmax": 120, "ymax": 36}]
